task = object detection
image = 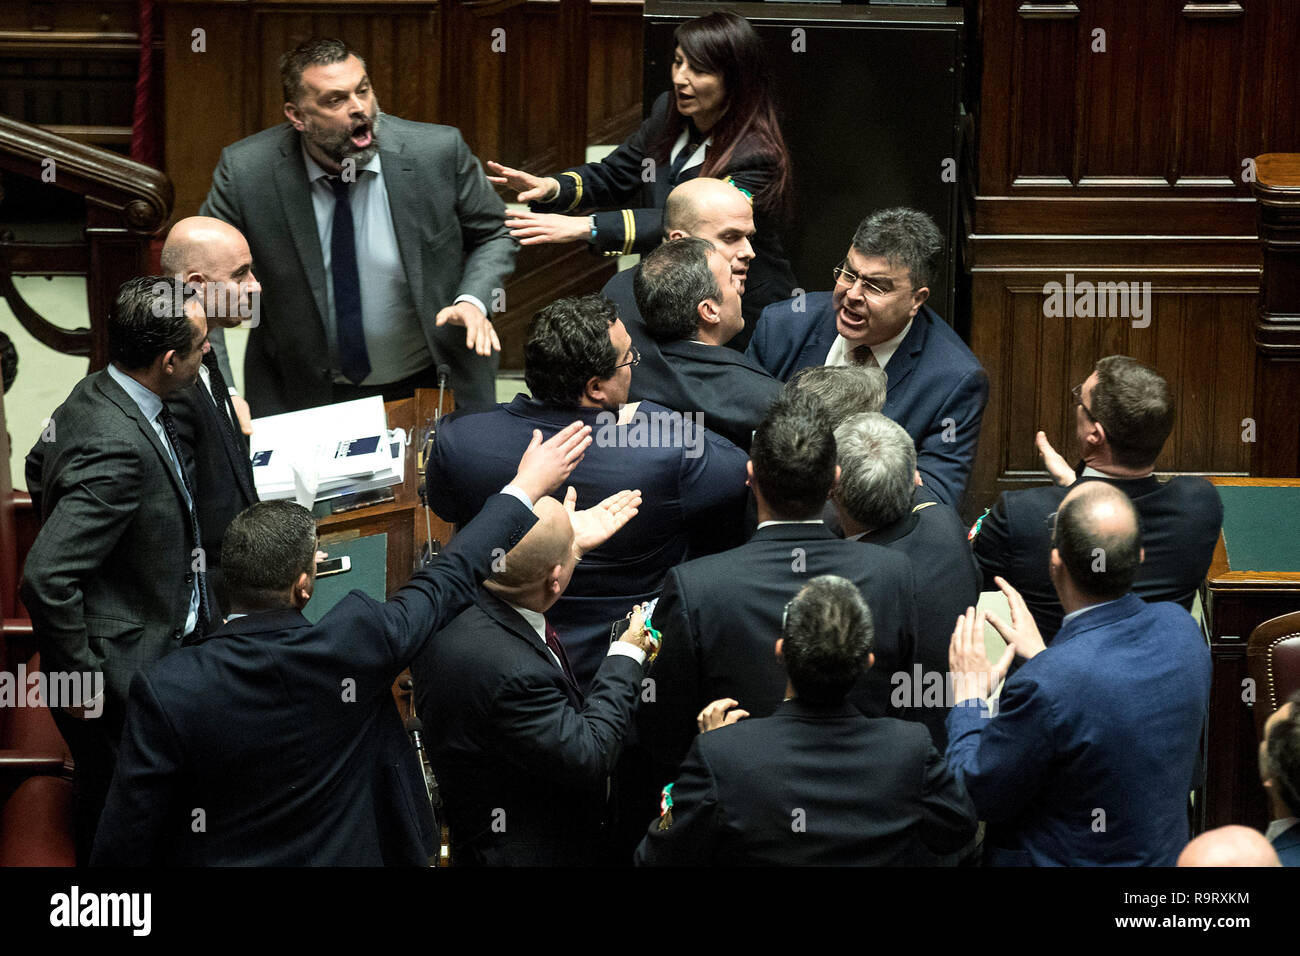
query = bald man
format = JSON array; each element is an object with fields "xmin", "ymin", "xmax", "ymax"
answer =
[
  {"xmin": 947, "ymin": 481, "xmax": 1212, "ymax": 865},
  {"xmin": 1177, "ymin": 826, "xmax": 1282, "ymax": 867},
  {"xmin": 604, "ymin": 178, "xmax": 767, "ymax": 375},
  {"xmin": 411, "ymin": 490, "xmax": 655, "ymax": 866},
  {"xmin": 162, "ymin": 217, "xmax": 263, "ymax": 616}
]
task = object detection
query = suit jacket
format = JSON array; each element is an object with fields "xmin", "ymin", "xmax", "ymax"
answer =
[
  {"xmin": 1272, "ymin": 820, "xmax": 1300, "ymax": 867},
  {"xmin": 746, "ymin": 293, "xmax": 988, "ymax": 507},
  {"xmin": 635, "ymin": 699, "xmax": 976, "ymax": 865},
  {"xmin": 428, "ymin": 395, "xmax": 749, "ymax": 689},
  {"xmin": 946, "ymin": 594, "xmax": 1211, "ymax": 866},
  {"xmin": 539, "ymin": 92, "xmax": 796, "ymax": 351},
  {"xmin": 22, "ymin": 370, "xmax": 206, "ymax": 719},
  {"xmin": 89, "ymin": 493, "xmax": 536, "ymax": 866},
  {"xmin": 166, "ymin": 376, "xmax": 258, "ymax": 615},
  {"xmin": 200, "ymin": 117, "xmax": 515, "ymax": 413},
  {"xmin": 412, "ymin": 591, "xmax": 643, "ymax": 866},
  {"xmin": 971, "ymin": 474, "xmax": 1223, "ymax": 643},
  {"xmin": 860, "ymin": 499, "xmax": 981, "ymax": 749},
  {"xmin": 638, "ymin": 522, "xmax": 919, "ymax": 775}
]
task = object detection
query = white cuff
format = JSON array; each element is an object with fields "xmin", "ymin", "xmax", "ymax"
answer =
[
  {"xmin": 500, "ymin": 484, "xmax": 534, "ymax": 510},
  {"xmin": 608, "ymin": 642, "xmax": 647, "ymax": 666},
  {"xmin": 454, "ymin": 294, "xmax": 489, "ymax": 318}
]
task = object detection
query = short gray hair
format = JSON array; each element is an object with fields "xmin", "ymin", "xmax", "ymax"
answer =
[
  {"xmin": 834, "ymin": 412, "xmax": 916, "ymax": 529},
  {"xmin": 785, "ymin": 365, "xmax": 887, "ymax": 428},
  {"xmin": 850, "ymin": 207, "xmax": 942, "ymax": 292},
  {"xmin": 783, "ymin": 575, "xmax": 874, "ymax": 705}
]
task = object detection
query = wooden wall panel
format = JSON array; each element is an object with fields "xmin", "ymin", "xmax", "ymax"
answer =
[
  {"xmin": 587, "ymin": 0, "xmax": 643, "ymax": 144},
  {"xmin": 1007, "ymin": 13, "xmax": 1079, "ymax": 185}
]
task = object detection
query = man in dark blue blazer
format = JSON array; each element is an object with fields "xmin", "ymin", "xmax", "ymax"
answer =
[
  {"xmin": 972, "ymin": 356, "xmax": 1222, "ymax": 644},
  {"xmin": 638, "ymin": 390, "xmax": 918, "ymax": 779},
  {"xmin": 1261, "ymin": 692, "xmax": 1300, "ymax": 866},
  {"xmin": 636, "ymin": 576, "xmax": 975, "ymax": 866},
  {"xmin": 414, "ymin": 494, "xmax": 654, "ymax": 866},
  {"xmin": 428, "ymin": 295, "xmax": 748, "ymax": 689},
  {"xmin": 833, "ymin": 412, "xmax": 979, "ymax": 749},
  {"xmin": 89, "ymin": 423, "xmax": 593, "ymax": 866},
  {"xmin": 629, "ymin": 236, "xmax": 780, "ymax": 450},
  {"xmin": 746, "ymin": 209, "xmax": 987, "ymax": 508},
  {"xmin": 947, "ymin": 482, "xmax": 1211, "ymax": 866}
]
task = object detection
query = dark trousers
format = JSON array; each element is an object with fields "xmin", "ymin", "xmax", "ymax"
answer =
[
  {"xmin": 51, "ymin": 699, "xmax": 124, "ymax": 866},
  {"xmin": 330, "ymin": 365, "xmax": 444, "ymax": 406}
]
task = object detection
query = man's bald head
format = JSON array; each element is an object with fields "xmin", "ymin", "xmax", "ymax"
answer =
[
  {"xmin": 485, "ymin": 496, "xmax": 576, "ymax": 608},
  {"xmin": 1052, "ymin": 481, "xmax": 1143, "ymax": 601},
  {"xmin": 1177, "ymin": 826, "xmax": 1282, "ymax": 867},
  {"xmin": 662, "ymin": 178, "xmax": 756, "ymax": 295},
  {"xmin": 160, "ymin": 217, "xmax": 260, "ymax": 330}
]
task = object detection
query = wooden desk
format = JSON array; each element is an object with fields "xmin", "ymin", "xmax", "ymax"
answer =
[
  {"xmin": 1201, "ymin": 477, "xmax": 1300, "ymax": 832},
  {"xmin": 315, "ymin": 389, "xmax": 456, "ymax": 597}
]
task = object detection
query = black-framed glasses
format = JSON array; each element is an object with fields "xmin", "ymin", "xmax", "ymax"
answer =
[
  {"xmin": 613, "ymin": 346, "xmax": 640, "ymax": 371},
  {"xmin": 832, "ymin": 261, "xmax": 897, "ymax": 298},
  {"xmin": 1071, "ymin": 382, "xmax": 1098, "ymax": 423}
]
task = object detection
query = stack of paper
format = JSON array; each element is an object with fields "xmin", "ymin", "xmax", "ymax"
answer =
[{"xmin": 249, "ymin": 396, "xmax": 405, "ymax": 503}]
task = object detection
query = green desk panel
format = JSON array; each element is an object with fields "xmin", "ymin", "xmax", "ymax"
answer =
[
  {"xmin": 1216, "ymin": 486, "xmax": 1300, "ymax": 573},
  {"xmin": 305, "ymin": 532, "xmax": 388, "ymax": 623}
]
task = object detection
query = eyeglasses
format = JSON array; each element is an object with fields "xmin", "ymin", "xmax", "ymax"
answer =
[
  {"xmin": 1071, "ymin": 382, "xmax": 1098, "ymax": 423},
  {"xmin": 781, "ymin": 597, "xmax": 795, "ymax": 637},
  {"xmin": 832, "ymin": 261, "xmax": 903, "ymax": 299},
  {"xmin": 1044, "ymin": 510, "xmax": 1058, "ymax": 540},
  {"xmin": 613, "ymin": 346, "xmax": 640, "ymax": 371}
]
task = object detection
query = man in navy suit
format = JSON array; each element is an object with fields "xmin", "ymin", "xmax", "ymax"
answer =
[
  {"xmin": 972, "ymin": 355, "xmax": 1223, "ymax": 643},
  {"xmin": 746, "ymin": 208, "xmax": 988, "ymax": 508},
  {"xmin": 635, "ymin": 576, "xmax": 975, "ymax": 866},
  {"xmin": 638, "ymin": 390, "xmax": 918, "ymax": 779},
  {"xmin": 630, "ymin": 236, "xmax": 780, "ymax": 449},
  {"xmin": 90, "ymin": 421, "xmax": 595, "ymax": 866},
  {"xmin": 427, "ymin": 294, "xmax": 748, "ymax": 689},
  {"xmin": 833, "ymin": 412, "xmax": 979, "ymax": 748},
  {"xmin": 1261, "ymin": 691, "xmax": 1300, "ymax": 866},
  {"xmin": 947, "ymin": 481, "xmax": 1211, "ymax": 866},
  {"xmin": 414, "ymin": 494, "xmax": 655, "ymax": 866}
]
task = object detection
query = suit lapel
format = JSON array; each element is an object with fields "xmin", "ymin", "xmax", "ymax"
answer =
[
  {"xmin": 798, "ymin": 298, "xmax": 838, "ymax": 372},
  {"xmin": 273, "ymin": 128, "xmax": 329, "ymax": 328},
  {"xmin": 199, "ymin": 383, "xmax": 258, "ymax": 504},
  {"xmin": 884, "ymin": 309, "xmax": 929, "ymax": 397},
  {"xmin": 479, "ymin": 592, "xmax": 582, "ymax": 706},
  {"xmin": 95, "ymin": 372, "xmax": 189, "ymax": 508},
  {"xmin": 379, "ymin": 134, "xmax": 425, "ymax": 318}
]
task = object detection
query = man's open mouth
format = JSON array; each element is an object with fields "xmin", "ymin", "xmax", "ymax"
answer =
[{"xmin": 350, "ymin": 122, "xmax": 373, "ymax": 148}]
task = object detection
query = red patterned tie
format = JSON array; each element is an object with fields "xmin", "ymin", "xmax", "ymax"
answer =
[{"xmin": 543, "ymin": 620, "xmax": 578, "ymax": 688}]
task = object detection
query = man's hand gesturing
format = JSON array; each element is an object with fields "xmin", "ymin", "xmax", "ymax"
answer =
[
  {"xmin": 510, "ymin": 422, "xmax": 592, "ymax": 504},
  {"xmin": 564, "ymin": 486, "xmax": 641, "ymax": 557}
]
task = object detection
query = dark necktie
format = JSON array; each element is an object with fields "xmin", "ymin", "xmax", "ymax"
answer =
[
  {"xmin": 667, "ymin": 135, "xmax": 702, "ymax": 183},
  {"xmin": 851, "ymin": 344, "xmax": 878, "ymax": 368},
  {"xmin": 544, "ymin": 619, "xmax": 579, "ymax": 690},
  {"xmin": 329, "ymin": 176, "xmax": 371, "ymax": 384},
  {"xmin": 201, "ymin": 350, "xmax": 240, "ymax": 444},
  {"xmin": 158, "ymin": 405, "xmax": 209, "ymax": 633}
]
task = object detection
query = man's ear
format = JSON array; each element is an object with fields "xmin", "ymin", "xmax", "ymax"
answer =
[
  {"xmin": 548, "ymin": 563, "xmax": 564, "ymax": 597},
  {"xmin": 284, "ymin": 102, "xmax": 305, "ymax": 131},
  {"xmin": 293, "ymin": 570, "xmax": 313, "ymax": 609},
  {"xmin": 909, "ymin": 285, "xmax": 930, "ymax": 317},
  {"xmin": 583, "ymin": 374, "xmax": 605, "ymax": 406},
  {"xmin": 698, "ymin": 297, "xmax": 720, "ymax": 329},
  {"xmin": 746, "ymin": 459, "xmax": 754, "ymax": 487},
  {"xmin": 666, "ymin": 228, "xmax": 688, "ymax": 241},
  {"xmin": 1138, "ymin": 546, "xmax": 1146, "ymax": 566}
]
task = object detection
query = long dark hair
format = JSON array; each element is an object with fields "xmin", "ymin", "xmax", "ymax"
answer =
[{"xmin": 655, "ymin": 12, "xmax": 792, "ymax": 214}]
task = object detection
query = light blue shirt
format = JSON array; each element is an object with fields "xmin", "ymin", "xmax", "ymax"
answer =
[
  {"xmin": 106, "ymin": 363, "xmax": 200, "ymax": 635},
  {"xmin": 1060, "ymin": 597, "xmax": 1123, "ymax": 630},
  {"xmin": 302, "ymin": 142, "xmax": 487, "ymax": 386}
]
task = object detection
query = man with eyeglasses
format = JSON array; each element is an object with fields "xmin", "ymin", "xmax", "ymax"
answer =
[
  {"xmin": 970, "ymin": 355, "xmax": 1222, "ymax": 643},
  {"xmin": 426, "ymin": 294, "xmax": 748, "ymax": 691},
  {"xmin": 746, "ymin": 208, "xmax": 987, "ymax": 508}
]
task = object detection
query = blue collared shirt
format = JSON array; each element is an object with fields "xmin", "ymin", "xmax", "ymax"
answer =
[{"xmin": 106, "ymin": 363, "xmax": 200, "ymax": 635}]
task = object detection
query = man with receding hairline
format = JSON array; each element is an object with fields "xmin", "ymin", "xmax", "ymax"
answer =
[
  {"xmin": 1177, "ymin": 826, "xmax": 1281, "ymax": 867},
  {"xmin": 947, "ymin": 481, "xmax": 1211, "ymax": 866},
  {"xmin": 412, "ymin": 490, "xmax": 655, "ymax": 866}
]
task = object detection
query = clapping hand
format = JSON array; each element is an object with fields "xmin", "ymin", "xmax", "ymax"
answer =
[
  {"xmin": 948, "ymin": 606, "xmax": 1015, "ymax": 705},
  {"xmin": 983, "ymin": 576, "xmax": 1048, "ymax": 661}
]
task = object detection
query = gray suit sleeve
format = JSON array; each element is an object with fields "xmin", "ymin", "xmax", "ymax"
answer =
[
  {"xmin": 198, "ymin": 148, "xmax": 241, "ymax": 387},
  {"xmin": 449, "ymin": 132, "xmax": 516, "ymax": 313}
]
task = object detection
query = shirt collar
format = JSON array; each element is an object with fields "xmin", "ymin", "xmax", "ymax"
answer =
[
  {"xmin": 1266, "ymin": 817, "xmax": 1300, "ymax": 842},
  {"xmin": 826, "ymin": 317, "xmax": 914, "ymax": 370},
  {"xmin": 301, "ymin": 141, "xmax": 382, "ymax": 184},
  {"xmin": 1060, "ymin": 597, "xmax": 1123, "ymax": 629},
  {"xmin": 756, "ymin": 519, "xmax": 825, "ymax": 530},
  {"xmin": 1081, "ymin": 465, "xmax": 1155, "ymax": 480},
  {"xmin": 506, "ymin": 600, "xmax": 547, "ymax": 642},
  {"xmin": 106, "ymin": 362, "xmax": 163, "ymax": 423}
]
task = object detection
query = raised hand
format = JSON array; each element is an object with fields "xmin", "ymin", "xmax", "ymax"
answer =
[
  {"xmin": 504, "ymin": 209, "xmax": 591, "ymax": 246},
  {"xmin": 486, "ymin": 161, "xmax": 560, "ymax": 204},
  {"xmin": 984, "ymin": 575, "xmax": 1047, "ymax": 661},
  {"xmin": 948, "ymin": 606, "xmax": 1015, "ymax": 705},
  {"xmin": 563, "ymin": 486, "xmax": 642, "ymax": 557},
  {"xmin": 696, "ymin": 698, "xmax": 750, "ymax": 734},
  {"xmin": 1036, "ymin": 430, "xmax": 1077, "ymax": 486},
  {"xmin": 511, "ymin": 422, "xmax": 593, "ymax": 504}
]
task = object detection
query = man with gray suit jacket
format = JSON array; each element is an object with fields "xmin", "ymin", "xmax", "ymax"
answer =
[
  {"xmin": 22, "ymin": 276, "xmax": 211, "ymax": 861},
  {"xmin": 201, "ymin": 36, "xmax": 515, "ymax": 415}
]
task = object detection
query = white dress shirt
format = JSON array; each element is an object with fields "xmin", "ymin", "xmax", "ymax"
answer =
[{"xmin": 824, "ymin": 317, "xmax": 913, "ymax": 371}]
